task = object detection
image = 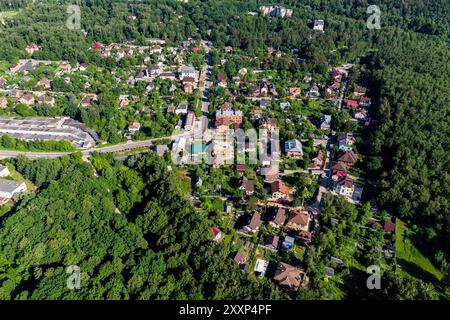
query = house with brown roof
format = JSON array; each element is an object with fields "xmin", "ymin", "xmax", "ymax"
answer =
[
  {"xmin": 265, "ymin": 235, "xmax": 280, "ymax": 250},
  {"xmin": 259, "ymin": 117, "xmax": 278, "ymax": 132},
  {"xmin": 353, "ymin": 86, "xmax": 367, "ymax": 97},
  {"xmin": 269, "ymin": 207, "xmax": 286, "ymax": 228},
  {"xmin": 19, "ymin": 93, "xmax": 34, "ymax": 106},
  {"xmin": 38, "ymin": 78, "xmax": 52, "ymax": 90},
  {"xmin": 297, "ymin": 230, "xmax": 313, "ymax": 244},
  {"xmin": 245, "ymin": 212, "xmax": 262, "ymax": 233},
  {"xmin": 309, "ymin": 149, "xmax": 324, "ymax": 173},
  {"xmin": 383, "ymin": 219, "xmax": 396, "ymax": 234},
  {"xmin": 37, "ymin": 95, "xmax": 55, "ymax": 107},
  {"xmin": 234, "ymin": 249, "xmax": 247, "ymax": 266},
  {"xmin": 80, "ymin": 96, "xmax": 92, "ymax": 108},
  {"xmin": 273, "ymin": 262, "xmax": 304, "ymax": 291},
  {"xmin": 270, "ymin": 180, "xmax": 293, "ymax": 202},
  {"xmin": 286, "ymin": 209, "xmax": 310, "ymax": 231},
  {"xmin": 239, "ymin": 177, "xmax": 255, "ymax": 196},
  {"xmin": 338, "ymin": 151, "xmax": 358, "ymax": 167},
  {"xmin": 260, "ymin": 164, "xmax": 279, "ymax": 182}
]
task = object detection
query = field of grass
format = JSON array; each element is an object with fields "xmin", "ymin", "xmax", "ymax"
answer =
[
  {"xmin": 396, "ymin": 219, "xmax": 444, "ymax": 282},
  {"xmin": 174, "ymin": 168, "xmax": 192, "ymax": 198}
]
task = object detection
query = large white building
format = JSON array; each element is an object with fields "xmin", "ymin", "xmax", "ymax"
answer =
[
  {"xmin": 0, "ymin": 178, "xmax": 27, "ymax": 203},
  {"xmin": 0, "ymin": 117, "xmax": 98, "ymax": 148}
]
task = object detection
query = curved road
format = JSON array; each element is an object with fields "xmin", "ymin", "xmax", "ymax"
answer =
[{"xmin": 0, "ymin": 132, "xmax": 192, "ymax": 159}]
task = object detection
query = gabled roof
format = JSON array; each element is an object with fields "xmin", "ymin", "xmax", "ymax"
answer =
[
  {"xmin": 338, "ymin": 151, "xmax": 358, "ymax": 165},
  {"xmin": 249, "ymin": 212, "xmax": 262, "ymax": 230},
  {"xmin": 240, "ymin": 177, "xmax": 255, "ymax": 193},
  {"xmin": 271, "ymin": 180, "xmax": 291, "ymax": 195},
  {"xmin": 287, "ymin": 209, "xmax": 309, "ymax": 226},
  {"xmin": 273, "ymin": 262, "xmax": 303, "ymax": 290},
  {"xmin": 272, "ymin": 207, "xmax": 286, "ymax": 225},
  {"xmin": 285, "ymin": 139, "xmax": 303, "ymax": 154},
  {"xmin": 336, "ymin": 176, "xmax": 354, "ymax": 188},
  {"xmin": 331, "ymin": 162, "xmax": 347, "ymax": 172}
]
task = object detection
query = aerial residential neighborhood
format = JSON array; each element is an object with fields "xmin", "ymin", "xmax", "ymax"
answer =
[{"xmin": 0, "ymin": 0, "xmax": 447, "ymax": 309}]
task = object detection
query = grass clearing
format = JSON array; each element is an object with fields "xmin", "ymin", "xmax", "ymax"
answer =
[{"xmin": 396, "ymin": 219, "xmax": 444, "ymax": 282}]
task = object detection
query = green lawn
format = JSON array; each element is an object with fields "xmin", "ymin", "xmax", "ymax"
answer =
[{"xmin": 396, "ymin": 219, "xmax": 444, "ymax": 282}]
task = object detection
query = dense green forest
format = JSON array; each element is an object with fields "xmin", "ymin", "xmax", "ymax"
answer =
[
  {"xmin": 0, "ymin": 153, "xmax": 284, "ymax": 299},
  {"xmin": 363, "ymin": 31, "xmax": 450, "ymax": 271}
]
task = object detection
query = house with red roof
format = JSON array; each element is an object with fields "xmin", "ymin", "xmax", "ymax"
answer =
[
  {"xmin": 212, "ymin": 227, "xmax": 222, "ymax": 241},
  {"xmin": 91, "ymin": 42, "xmax": 104, "ymax": 50},
  {"xmin": 345, "ymin": 99, "xmax": 359, "ymax": 107}
]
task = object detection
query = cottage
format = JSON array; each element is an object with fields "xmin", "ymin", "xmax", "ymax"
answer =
[
  {"xmin": 353, "ymin": 86, "xmax": 367, "ymax": 97},
  {"xmin": 281, "ymin": 236, "xmax": 295, "ymax": 251},
  {"xmin": 236, "ymin": 164, "xmax": 246, "ymax": 174},
  {"xmin": 19, "ymin": 93, "xmax": 34, "ymax": 106},
  {"xmin": 25, "ymin": 43, "xmax": 40, "ymax": 55},
  {"xmin": 0, "ymin": 179, "xmax": 27, "ymax": 203},
  {"xmin": 59, "ymin": 62, "xmax": 72, "ymax": 73},
  {"xmin": 269, "ymin": 207, "xmax": 286, "ymax": 228},
  {"xmin": 0, "ymin": 165, "xmax": 11, "ymax": 177},
  {"xmin": 273, "ymin": 262, "xmax": 304, "ymax": 291},
  {"xmin": 38, "ymin": 78, "xmax": 52, "ymax": 90},
  {"xmin": 234, "ymin": 249, "xmax": 247, "ymax": 266},
  {"xmin": 155, "ymin": 145, "xmax": 169, "ymax": 156},
  {"xmin": 212, "ymin": 227, "xmax": 222, "ymax": 241},
  {"xmin": 119, "ymin": 95, "xmax": 130, "ymax": 107},
  {"xmin": 337, "ymin": 133, "xmax": 354, "ymax": 148},
  {"xmin": 313, "ymin": 19, "xmax": 325, "ymax": 32},
  {"xmin": 260, "ymin": 164, "xmax": 279, "ymax": 182},
  {"xmin": 270, "ymin": 180, "xmax": 293, "ymax": 201},
  {"xmin": 245, "ymin": 212, "xmax": 262, "ymax": 233},
  {"xmin": 259, "ymin": 117, "xmax": 278, "ymax": 132},
  {"xmin": 265, "ymin": 235, "xmax": 280, "ymax": 250},
  {"xmin": 239, "ymin": 177, "xmax": 255, "ymax": 195},
  {"xmin": 128, "ymin": 120, "xmax": 141, "ymax": 133},
  {"xmin": 332, "ymin": 175, "xmax": 355, "ymax": 197},
  {"xmin": 338, "ymin": 151, "xmax": 358, "ymax": 167},
  {"xmin": 345, "ymin": 99, "xmax": 358, "ymax": 108},
  {"xmin": 175, "ymin": 102, "xmax": 189, "ymax": 115},
  {"xmin": 286, "ymin": 209, "xmax": 310, "ymax": 231},
  {"xmin": 254, "ymin": 259, "xmax": 269, "ymax": 278},
  {"xmin": 319, "ymin": 114, "xmax": 332, "ymax": 130},
  {"xmin": 359, "ymin": 96, "xmax": 372, "ymax": 107},
  {"xmin": 37, "ymin": 95, "xmax": 55, "ymax": 107},
  {"xmin": 383, "ymin": 219, "xmax": 396, "ymax": 234},
  {"xmin": 284, "ymin": 139, "xmax": 303, "ymax": 159},
  {"xmin": 179, "ymin": 66, "xmax": 196, "ymax": 80}
]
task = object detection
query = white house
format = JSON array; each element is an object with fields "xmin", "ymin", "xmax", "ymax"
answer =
[
  {"xmin": 179, "ymin": 66, "xmax": 195, "ymax": 80},
  {"xmin": 0, "ymin": 165, "xmax": 10, "ymax": 177},
  {"xmin": 313, "ymin": 20, "xmax": 325, "ymax": 32},
  {"xmin": 254, "ymin": 259, "xmax": 269, "ymax": 278},
  {"xmin": 0, "ymin": 179, "xmax": 27, "ymax": 202}
]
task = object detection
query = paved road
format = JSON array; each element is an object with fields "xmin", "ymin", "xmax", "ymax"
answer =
[
  {"xmin": 198, "ymin": 44, "xmax": 213, "ymax": 131},
  {"xmin": 0, "ymin": 132, "xmax": 193, "ymax": 159}
]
